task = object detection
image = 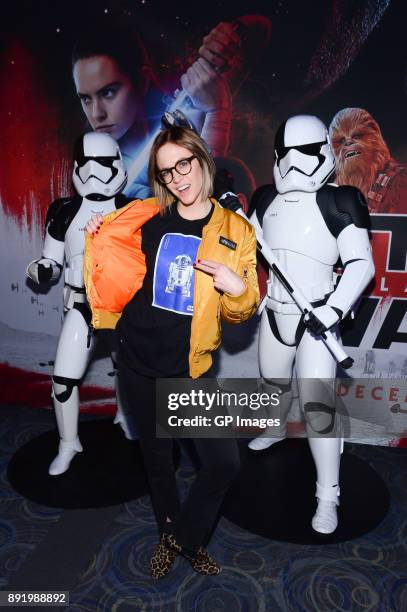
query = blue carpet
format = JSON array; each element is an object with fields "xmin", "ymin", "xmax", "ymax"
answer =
[{"xmin": 1, "ymin": 405, "xmax": 406, "ymax": 611}]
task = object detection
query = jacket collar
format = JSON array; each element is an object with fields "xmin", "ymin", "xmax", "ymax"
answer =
[{"xmin": 103, "ymin": 197, "xmax": 159, "ymax": 225}]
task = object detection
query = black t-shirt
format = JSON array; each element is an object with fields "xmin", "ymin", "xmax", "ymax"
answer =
[{"xmin": 117, "ymin": 203, "xmax": 214, "ymax": 376}]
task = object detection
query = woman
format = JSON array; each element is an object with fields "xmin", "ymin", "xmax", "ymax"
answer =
[{"xmin": 85, "ymin": 126, "xmax": 259, "ymax": 579}]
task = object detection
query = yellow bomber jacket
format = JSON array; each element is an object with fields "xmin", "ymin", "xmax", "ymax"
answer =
[{"xmin": 84, "ymin": 197, "xmax": 260, "ymax": 378}]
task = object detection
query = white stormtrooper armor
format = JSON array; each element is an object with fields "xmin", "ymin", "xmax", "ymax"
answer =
[
  {"xmin": 249, "ymin": 115, "xmax": 375, "ymax": 534},
  {"xmin": 27, "ymin": 132, "xmax": 133, "ymax": 476},
  {"xmin": 72, "ymin": 131, "xmax": 128, "ymax": 199},
  {"xmin": 273, "ymin": 114, "xmax": 336, "ymax": 194}
]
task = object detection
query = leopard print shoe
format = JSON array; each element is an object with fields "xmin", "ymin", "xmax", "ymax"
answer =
[
  {"xmin": 190, "ymin": 547, "xmax": 222, "ymax": 575},
  {"xmin": 163, "ymin": 533, "xmax": 182, "ymax": 555},
  {"xmin": 149, "ymin": 533, "xmax": 180, "ymax": 580}
]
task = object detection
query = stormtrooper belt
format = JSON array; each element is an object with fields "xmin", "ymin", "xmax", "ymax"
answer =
[
  {"xmin": 63, "ymin": 285, "xmax": 88, "ymax": 310},
  {"xmin": 266, "ymin": 298, "xmax": 302, "ymax": 315},
  {"xmin": 267, "ymin": 294, "xmax": 331, "ymax": 315}
]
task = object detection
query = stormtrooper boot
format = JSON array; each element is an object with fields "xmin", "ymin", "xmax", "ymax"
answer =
[
  {"xmin": 311, "ymin": 482, "xmax": 340, "ymax": 535},
  {"xmin": 113, "ymin": 373, "xmax": 136, "ymax": 440},
  {"xmin": 113, "ymin": 404, "xmax": 134, "ymax": 440},
  {"xmin": 49, "ymin": 437, "xmax": 83, "ymax": 476},
  {"xmin": 248, "ymin": 379, "xmax": 291, "ymax": 451},
  {"xmin": 49, "ymin": 381, "xmax": 82, "ymax": 476},
  {"xmin": 248, "ymin": 427, "xmax": 286, "ymax": 451}
]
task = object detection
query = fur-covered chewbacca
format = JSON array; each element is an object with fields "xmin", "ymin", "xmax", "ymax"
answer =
[{"xmin": 329, "ymin": 108, "xmax": 407, "ymax": 213}]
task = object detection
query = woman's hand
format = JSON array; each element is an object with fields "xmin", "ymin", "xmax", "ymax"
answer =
[
  {"xmin": 194, "ymin": 259, "xmax": 245, "ymax": 296},
  {"xmin": 85, "ymin": 213, "xmax": 104, "ymax": 235}
]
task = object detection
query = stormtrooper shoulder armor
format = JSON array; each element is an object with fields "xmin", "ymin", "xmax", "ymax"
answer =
[
  {"xmin": 333, "ymin": 186, "xmax": 370, "ymax": 229},
  {"xmin": 249, "ymin": 184, "xmax": 278, "ymax": 227},
  {"xmin": 316, "ymin": 185, "xmax": 370, "ymax": 239},
  {"xmin": 46, "ymin": 197, "xmax": 82, "ymax": 242},
  {"xmin": 45, "ymin": 198, "xmax": 71, "ymax": 227}
]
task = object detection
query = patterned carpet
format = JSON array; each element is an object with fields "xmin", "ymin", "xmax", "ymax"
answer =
[{"xmin": 1, "ymin": 405, "xmax": 406, "ymax": 611}]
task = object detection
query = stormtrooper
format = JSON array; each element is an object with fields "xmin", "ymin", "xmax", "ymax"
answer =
[
  {"xmin": 27, "ymin": 132, "xmax": 133, "ymax": 476},
  {"xmin": 248, "ymin": 115, "xmax": 375, "ymax": 534}
]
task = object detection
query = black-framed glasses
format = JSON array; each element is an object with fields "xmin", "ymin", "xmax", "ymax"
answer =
[{"xmin": 157, "ymin": 155, "xmax": 196, "ymax": 184}]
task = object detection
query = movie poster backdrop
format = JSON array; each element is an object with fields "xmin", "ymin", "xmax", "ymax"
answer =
[{"xmin": 0, "ymin": 1, "xmax": 405, "ymax": 444}]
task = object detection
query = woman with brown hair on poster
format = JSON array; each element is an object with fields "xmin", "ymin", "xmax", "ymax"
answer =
[
  {"xmin": 72, "ymin": 23, "xmax": 234, "ymax": 199},
  {"xmin": 85, "ymin": 126, "xmax": 259, "ymax": 579}
]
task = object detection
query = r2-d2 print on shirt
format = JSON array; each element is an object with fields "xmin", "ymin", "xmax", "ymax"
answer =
[
  {"xmin": 166, "ymin": 255, "xmax": 193, "ymax": 297},
  {"xmin": 153, "ymin": 233, "xmax": 201, "ymax": 315}
]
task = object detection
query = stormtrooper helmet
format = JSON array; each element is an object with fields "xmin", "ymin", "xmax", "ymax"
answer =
[
  {"xmin": 72, "ymin": 132, "xmax": 127, "ymax": 200},
  {"xmin": 273, "ymin": 115, "xmax": 335, "ymax": 194}
]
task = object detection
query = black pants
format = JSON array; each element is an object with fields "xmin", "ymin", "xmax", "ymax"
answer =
[{"xmin": 118, "ymin": 359, "xmax": 240, "ymax": 554}]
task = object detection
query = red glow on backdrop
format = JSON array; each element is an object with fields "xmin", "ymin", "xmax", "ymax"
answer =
[
  {"xmin": 0, "ymin": 40, "xmax": 71, "ymax": 227},
  {"xmin": 0, "ymin": 363, "xmax": 116, "ymax": 414}
]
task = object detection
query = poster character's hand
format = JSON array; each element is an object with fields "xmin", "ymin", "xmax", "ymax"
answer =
[
  {"xmin": 198, "ymin": 22, "xmax": 241, "ymax": 72},
  {"xmin": 85, "ymin": 213, "xmax": 104, "ymax": 235},
  {"xmin": 304, "ymin": 305, "xmax": 342, "ymax": 335},
  {"xmin": 194, "ymin": 259, "xmax": 245, "ymax": 296},
  {"xmin": 199, "ymin": 16, "xmax": 272, "ymax": 96},
  {"xmin": 181, "ymin": 58, "xmax": 231, "ymax": 113}
]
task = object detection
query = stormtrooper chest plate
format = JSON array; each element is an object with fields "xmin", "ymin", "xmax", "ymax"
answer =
[
  {"xmin": 65, "ymin": 198, "xmax": 117, "ymax": 261},
  {"xmin": 262, "ymin": 192, "xmax": 339, "ymax": 265},
  {"xmin": 64, "ymin": 197, "xmax": 117, "ymax": 287}
]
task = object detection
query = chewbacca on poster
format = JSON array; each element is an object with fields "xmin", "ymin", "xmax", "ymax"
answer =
[{"xmin": 329, "ymin": 108, "xmax": 407, "ymax": 214}]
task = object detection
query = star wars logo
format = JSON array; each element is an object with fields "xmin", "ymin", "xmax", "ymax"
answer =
[{"xmin": 342, "ymin": 214, "xmax": 407, "ymax": 350}]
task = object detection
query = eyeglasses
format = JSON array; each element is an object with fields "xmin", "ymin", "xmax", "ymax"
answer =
[{"xmin": 156, "ymin": 155, "xmax": 196, "ymax": 184}]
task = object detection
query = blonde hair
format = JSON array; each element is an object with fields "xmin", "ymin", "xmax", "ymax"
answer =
[{"xmin": 148, "ymin": 126, "xmax": 215, "ymax": 214}]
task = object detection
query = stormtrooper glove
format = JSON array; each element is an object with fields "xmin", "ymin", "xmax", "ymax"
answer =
[{"xmin": 304, "ymin": 305, "xmax": 343, "ymax": 336}]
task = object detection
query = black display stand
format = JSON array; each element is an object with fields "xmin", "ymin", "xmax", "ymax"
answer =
[
  {"xmin": 7, "ymin": 419, "xmax": 178, "ymax": 509},
  {"xmin": 222, "ymin": 438, "xmax": 390, "ymax": 544}
]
